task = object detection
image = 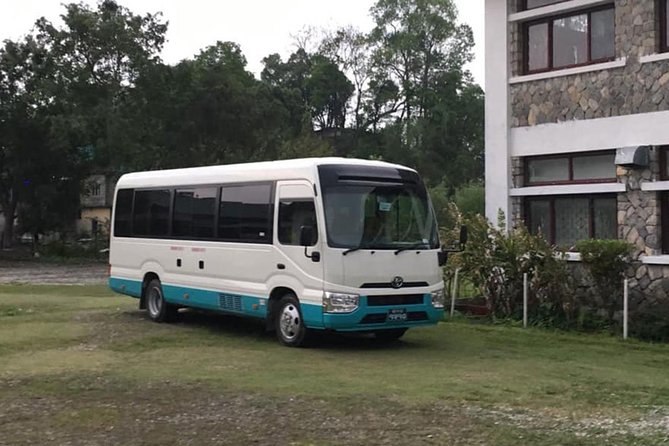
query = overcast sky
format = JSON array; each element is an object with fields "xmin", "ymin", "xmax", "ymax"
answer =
[{"xmin": 0, "ymin": 0, "xmax": 484, "ymax": 85}]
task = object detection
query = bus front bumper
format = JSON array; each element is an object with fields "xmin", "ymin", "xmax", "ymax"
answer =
[{"xmin": 320, "ymin": 294, "xmax": 444, "ymax": 332}]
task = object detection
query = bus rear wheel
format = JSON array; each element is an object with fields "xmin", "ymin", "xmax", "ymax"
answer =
[
  {"xmin": 275, "ymin": 295, "xmax": 310, "ymax": 347},
  {"xmin": 146, "ymin": 279, "xmax": 178, "ymax": 322}
]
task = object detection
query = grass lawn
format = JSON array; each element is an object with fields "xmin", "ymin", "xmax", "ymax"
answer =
[{"xmin": 1, "ymin": 285, "xmax": 669, "ymax": 445}]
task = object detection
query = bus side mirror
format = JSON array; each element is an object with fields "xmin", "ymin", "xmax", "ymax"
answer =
[
  {"xmin": 299, "ymin": 225, "xmax": 314, "ymax": 247},
  {"xmin": 299, "ymin": 225, "xmax": 320, "ymax": 262},
  {"xmin": 439, "ymin": 225, "xmax": 468, "ymax": 267}
]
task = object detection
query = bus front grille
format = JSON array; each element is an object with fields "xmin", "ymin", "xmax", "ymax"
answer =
[
  {"xmin": 366, "ymin": 294, "xmax": 424, "ymax": 306},
  {"xmin": 219, "ymin": 293, "xmax": 242, "ymax": 312}
]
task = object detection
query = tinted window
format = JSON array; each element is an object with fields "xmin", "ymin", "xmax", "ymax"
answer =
[
  {"xmin": 591, "ymin": 8, "xmax": 615, "ymax": 61},
  {"xmin": 113, "ymin": 189, "xmax": 134, "ymax": 237},
  {"xmin": 525, "ymin": 7, "xmax": 615, "ymax": 74},
  {"xmin": 133, "ymin": 189, "xmax": 171, "ymax": 237},
  {"xmin": 173, "ymin": 188, "xmax": 217, "ymax": 238},
  {"xmin": 528, "ymin": 23, "xmax": 549, "ymax": 72},
  {"xmin": 527, "ymin": 158, "xmax": 569, "ymax": 183},
  {"xmin": 572, "ymin": 153, "xmax": 615, "ymax": 180},
  {"xmin": 219, "ymin": 184, "xmax": 272, "ymax": 243},
  {"xmin": 553, "ymin": 14, "xmax": 588, "ymax": 68},
  {"xmin": 279, "ymin": 201, "xmax": 317, "ymax": 246},
  {"xmin": 527, "ymin": 195, "xmax": 617, "ymax": 248}
]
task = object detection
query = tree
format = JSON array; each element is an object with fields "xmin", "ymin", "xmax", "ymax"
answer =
[
  {"xmin": 261, "ymin": 50, "xmax": 353, "ymax": 132},
  {"xmin": 320, "ymin": 27, "xmax": 372, "ymax": 130},
  {"xmin": 369, "ymin": 0, "xmax": 474, "ymax": 121},
  {"xmin": 34, "ymin": 0, "xmax": 168, "ymax": 170}
]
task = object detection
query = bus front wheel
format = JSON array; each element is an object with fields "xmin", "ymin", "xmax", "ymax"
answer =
[
  {"xmin": 146, "ymin": 279, "xmax": 178, "ymax": 323},
  {"xmin": 275, "ymin": 295, "xmax": 310, "ymax": 347}
]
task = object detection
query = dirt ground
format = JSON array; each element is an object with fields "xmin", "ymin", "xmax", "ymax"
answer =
[{"xmin": 0, "ymin": 261, "xmax": 107, "ymax": 285}]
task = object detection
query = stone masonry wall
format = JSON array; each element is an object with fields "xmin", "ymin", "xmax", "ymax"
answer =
[
  {"xmin": 510, "ymin": 0, "xmax": 669, "ymax": 127},
  {"xmin": 620, "ymin": 147, "xmax": 669, "ymax": 305}
]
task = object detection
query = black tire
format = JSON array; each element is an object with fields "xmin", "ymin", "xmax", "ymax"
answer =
[
  {"xmin": 145, "ymin": 279, "xmax": 178, "ymax": 322},
  {"xmin": 275, "ymin": 294, "xmax": 310, "ymax": 347},
  {"xmin": 375, "ymin": 328, "xmax": 408, "ymax": 342}
]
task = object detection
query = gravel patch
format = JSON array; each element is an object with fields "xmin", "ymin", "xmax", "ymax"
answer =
[{"xmin": 0, "ymin": 263, "xmax": 107, "ymax": 285}]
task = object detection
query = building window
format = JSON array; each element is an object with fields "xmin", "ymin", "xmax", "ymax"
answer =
[
  {"xmin": 173, "ymin": 187, "xmax": 217, "ymax": 239},
  {"xmin": 526, "ymin": 195, "xmax": 617, "ymax": 248},
  {"xmin": 524, "ymin": 6, "xmax": 615, "ymax": 74},
  {"xmin": 90, "ymin": 183, "xmax": 101, "ymax": 197},
  {"xmin": 524, "ymin": 0, "xmax": 569, "ymax": 10},
  {"xmin": 660, "ymin": 147, "xmax": 669, "ymax": 254},
  {"xmin": 661, "ymin": 0, "xmax": 669, "ymax": 53},
  {"xmin": 219, "ymin": 183, "xmax": 273, "ymax": 243},
  {"xmin": 525, "ymin": 152, "xmax": 616, "ymax": 186}
]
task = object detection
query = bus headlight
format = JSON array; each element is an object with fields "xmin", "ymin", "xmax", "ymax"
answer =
[
  {"xmin": 431, "ymin": 290, "xmax": 445, "ymax": 309},
  {"xmin": 323, "ymin": 292, "xmax": 359, "ymax": 313}
]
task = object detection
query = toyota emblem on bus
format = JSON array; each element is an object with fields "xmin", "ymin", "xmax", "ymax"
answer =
[{"xmin": 391, "ymin": 276, "xmax": 404, "ymax": 289}]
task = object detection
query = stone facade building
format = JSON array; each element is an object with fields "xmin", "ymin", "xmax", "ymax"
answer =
[{"xmin": 485, "ymin": 0, "xmax": 669, "ymax": 302}]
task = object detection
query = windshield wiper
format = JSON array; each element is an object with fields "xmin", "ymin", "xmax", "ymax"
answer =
[
  {"xmin": 342, "ymin": 245, "xmax": 365, "ymax": 256},
  {"xmin": 394, "ymin": 243, "xmax": 428, "ymax": 255}
]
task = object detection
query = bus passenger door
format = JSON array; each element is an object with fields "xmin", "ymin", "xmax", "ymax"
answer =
[{"xmin": 274, "ymin": 181, "xmax": 324, "ymax": 327}]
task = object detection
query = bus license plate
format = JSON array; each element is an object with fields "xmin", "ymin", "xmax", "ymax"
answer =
[{"xmin": 387, "ymin": 308, "xmax": 407, "ymax": 322}]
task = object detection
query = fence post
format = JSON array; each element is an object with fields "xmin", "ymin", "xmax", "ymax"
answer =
[
  {"xmin": 450, "ymin": 268, "xmax": 460, "ymax": 318},
  {"xmin": 623, "ymin": 278, "xmax": 629, "ymax": 340},
  {"xmin": 523, "ymin": 272, "xmax": 528, "ymax": 329}
]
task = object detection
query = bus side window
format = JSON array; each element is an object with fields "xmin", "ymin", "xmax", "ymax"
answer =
[{"xmin": 278, "ymin": 200, "xmax": 317, "ymax": 246}]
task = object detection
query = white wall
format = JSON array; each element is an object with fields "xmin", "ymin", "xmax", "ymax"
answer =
[
  {"xmin": 484, "ymin": 0, "xmax": 511, "ymax": 227},
  {"xmin": 511, "ymin": 110, "xmax": 669, "ymax": 156}
]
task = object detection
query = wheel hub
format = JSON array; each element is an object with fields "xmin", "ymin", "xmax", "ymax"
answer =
[{"xmin": 279, "ymin": 304, "xmax": 300, "ymax": 340}]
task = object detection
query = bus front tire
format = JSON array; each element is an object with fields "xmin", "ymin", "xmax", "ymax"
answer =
[
  {"xmin": 146, "ymin": 279, "xmax": 178, "ymax": 323},
  {"xmin": 275, "ymin": 295, "xmax": 310, "ymax": 347}
]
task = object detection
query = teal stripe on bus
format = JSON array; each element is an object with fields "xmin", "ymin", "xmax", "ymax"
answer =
[
  {"xmin": 108, "ymin": 276, "xmax": 325, "ymax": 328},
  {"xmin": 109, "ymin": 277, "xmax": 143, "ymax": 298}
]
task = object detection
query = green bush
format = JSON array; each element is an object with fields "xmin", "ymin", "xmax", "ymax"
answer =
[
  {"xmin": 631, "ymin": 300, "xmax": 669, "ymax": 341},
  {"xmin": 450, "ymin": 210, "xmax": 577, "ymax": 327},
  {"xmin": 574, "ymin": 239, "xmax": 633, "ymax": 324}
]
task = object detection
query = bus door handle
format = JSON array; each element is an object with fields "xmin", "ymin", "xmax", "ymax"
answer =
[
  {"xmin": 277, "ymin": 263, "xmax": 286, "ymax": 270},
  {"xmin": 198, "ymin": 260, "xmax": 204, "ymax": 269}
]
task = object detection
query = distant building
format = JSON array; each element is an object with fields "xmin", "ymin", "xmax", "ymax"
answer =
[
  {"xmin": 77, "ymin": 174, "xmax": 117, "ymax": 237},
  {"xmin": 485, "ymin": 1, "xmax": 669, "ymax": 298}
]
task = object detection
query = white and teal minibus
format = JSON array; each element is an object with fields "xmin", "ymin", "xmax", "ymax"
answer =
[{"xmin": 109, "ymin": 158, "xmax": 450, "ymax": 346}]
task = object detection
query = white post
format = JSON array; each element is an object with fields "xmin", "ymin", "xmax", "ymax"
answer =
[
  {"xmin": 523, "ymin": 272, "xmax": 528, "ymax": 329},
  {"xmin": 450, "ymin": 268, "xmax": 460, "ymax": 318},
  {"xmin": 623, "ymin": 278, "xmax": 629, "ymax": 340}
]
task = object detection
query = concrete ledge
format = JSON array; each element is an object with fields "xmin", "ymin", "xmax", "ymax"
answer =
[
  {"xmin": 510, "ymin": 183, "xmax": 626, "ymax": 196},
  {"xmin": 639, "ymin": 52, "xmax": 669, "ymax": 65},
  {"xmin": 641, "ymin": 181, "xmax": 669, "ymax": 192},
  {"xmin": 509, "ymin": 0, "xmax": 614, "ymax": 22},
  {"xmin": 509, "ymin": 58, "xmax": 626, "ymax": 84},
  {"xmin": 641, "ymin": 256, "xmax": 669, "ymax": 265}
]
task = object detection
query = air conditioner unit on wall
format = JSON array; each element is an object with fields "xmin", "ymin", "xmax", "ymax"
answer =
[{"xmin": 615, "ymin": 146, "xmax": 650, "ymax": 168}]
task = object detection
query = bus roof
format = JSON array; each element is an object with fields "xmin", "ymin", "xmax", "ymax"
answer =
[{"xmin": 115, "ymin": 157, "xmax": 416, "ymax": 189}]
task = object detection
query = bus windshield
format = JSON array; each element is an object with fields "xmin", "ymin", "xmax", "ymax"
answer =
[{"xmin": 322, "ymin": 183, "xmax": 439, "ymax": 250}]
